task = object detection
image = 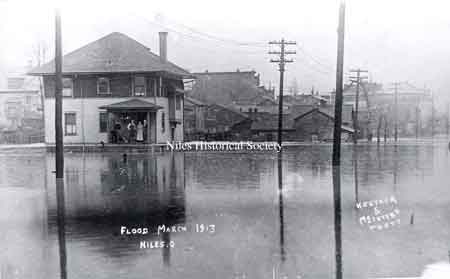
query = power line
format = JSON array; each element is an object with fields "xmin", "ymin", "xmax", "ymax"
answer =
[
  {"xmin": 131, "ymin": 11, "xmax": 351, "ymax": 90},
  {"xmin": 132, "ymin": 12, "xmax": 268, "ymax": 50},
  {"xmin": 297, "ymin": 45, "xmax": 334, "ymax": 73},
  {"xmin": 162, "ymin": 17, "xmax": 267, "ymax": 48}
]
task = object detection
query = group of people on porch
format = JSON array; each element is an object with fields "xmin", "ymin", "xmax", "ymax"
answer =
[{"xmin": 111, "ymin": 118, "xmax": 148, "ymax": 144}]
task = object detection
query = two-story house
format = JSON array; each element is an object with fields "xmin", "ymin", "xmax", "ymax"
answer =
[{"xmin": 28, "ymin": 32, "xmax": 190, "ymax": 144}]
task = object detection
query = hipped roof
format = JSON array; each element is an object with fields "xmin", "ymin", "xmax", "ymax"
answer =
[{"xmin": 28, "ymin": 32, "xmax": 191, "ymax": 77}]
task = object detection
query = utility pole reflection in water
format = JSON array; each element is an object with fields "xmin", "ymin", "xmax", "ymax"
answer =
[
  {"xmin": 56, "ymin": 178, "xmax": 67, "ymax": 279},
  {"xmin": 353, "ymin": 147, "xmax": 359, "ymax": 205},
  {"xmin": 162, "ymin": 231, "xmax": 171, "ymax": 266},
  {"xmin": 162, "ymin": 154, "xmax": 178, "ymax": 267},
  {"xmin": 393, "ymin": 145, "xmax": 398, "ymax": 193},
  {"xmin": 332, "ymin": 166, "xmax": 343, "ymax": 279},
  {"xmin": 277, "ymin": 152, "xmax": 285, "ymax": 262}
]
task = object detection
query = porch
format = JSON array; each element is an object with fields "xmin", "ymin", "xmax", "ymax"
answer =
[{"xmin": 99, "ymin": 99, "xmax": 162, "ymax": 144}]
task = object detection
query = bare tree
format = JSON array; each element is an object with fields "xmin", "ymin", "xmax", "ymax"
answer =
[
  {"xmin": 288, "ymin": 78, "xmax": 300, "ymax": 95},
  {"xmin": 31, "ymin": 40, "xmax": 48, "ymax": 133}
]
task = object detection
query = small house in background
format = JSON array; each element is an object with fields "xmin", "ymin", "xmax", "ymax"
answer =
[
  {"xmin": 249, "ymin": 112, "xmax": 294, "ymax": 141},
  {"xmin": 28, "ymin": 32, "xmax": 191, "ymax": 144},
  {"xmin": 184, "ymin": 96, "xmax": 206, "ymax": 141},
  {"xmin": 292, "ymin": 107, "xmax": 354, "ymax": 142},
  {"xmin": 0, "ymin": 76, "xmax": 44, "ymax": 144},
  {"xmin": 203, "ymin": 104, "xmax": 252, "ymax": 140},
  {"xmin": 290, "ymin": 104, "xmax": 354, "ymax": 128}
]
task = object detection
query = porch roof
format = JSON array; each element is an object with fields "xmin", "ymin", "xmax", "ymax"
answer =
[{"xmin": 99, "ymin": 98, "xmax": 163, "ymax": 111}]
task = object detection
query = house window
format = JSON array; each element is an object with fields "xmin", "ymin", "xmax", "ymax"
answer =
[
  {"xmin": 99, "ymin": 112, "xmax": 108, "ymax": 133},
  {"xmin": 158, "ymin": 78, "xmax": 163, "ymax": 97},
  {"xmin": 97, "ymin": 77, "xmax": 110, "ymax": 95},
  {"xmin": 134, "ymin": 76, "xmax": 146, "ymax": 96},
  {"xmin": 63, "ymin": 78, "xmax": 73, "ymax": 97},
  {"xmin": 147, "ymin": 78, "xmax": 156, "ymax": 97},
  {"xmin": 5, "ymin": 102, "xmax": 18, "ymax": 118},
  {"xmin": 64, "ymin": 112, "xmax": 77, "ymax": 136},
  {"xmin": 161, "ymin": 86, "xmax": 167, "ymax": 97},
  {"xmin": 161, "ymin": 112, "xmax": 165, "ymax": 132},
  {"xmin": 25, "ymin": 95, "xmax": 32, "ymax": 104},
  {"xmin": 176, "ymin": 95, "xmax": 181, "ymax": 110}
]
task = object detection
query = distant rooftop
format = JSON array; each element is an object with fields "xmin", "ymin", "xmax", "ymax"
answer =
[
  {"xmin": 193, "ymin": 70, "xmax": 257, "ymax": 76},
  {"xmin": 0, "ymin": 89, "xmax": 39, "ymax": 94}
]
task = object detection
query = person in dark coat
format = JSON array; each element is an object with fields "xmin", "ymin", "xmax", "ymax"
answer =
[{"xmin": 128, "ymin": 120, "xmax": 137, "ymax": 144}]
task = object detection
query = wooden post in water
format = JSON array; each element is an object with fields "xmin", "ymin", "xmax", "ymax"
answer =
[
  {"xmin": 332, "ymin": 2, "xmax": 346, "ymax": 167},
  {"xmin": 431, "ymin": 90, "xmax": 435, "ymax": 138},
  {"xmin": 445, "ymin": 103, "xmax": 450, "ymax": 138},
  {"xmin": 415, "ymin": 106, "xmax": 420, "ymax": 139},
  {"xmin": 277, "ymin": 152, "xmax": 285, "ymax": 262},
  {"xmin": 55, "ymin": 9, "xmax": 64, "ymax": 178},
  {"xmin": 392, "ymin": 82, "xmax": 400, "ymax": 142},
  {"xmin": 332, "ymin": 2, "xmax": 345, "ymax": 279},
  {"xmin": 55, "ymin": 9, "xmax": 67, "ymax": 279}
]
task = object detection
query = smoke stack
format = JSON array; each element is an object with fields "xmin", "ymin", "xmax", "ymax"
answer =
[{"xmin": 159, "ymin": 31, "xmax": 168, "ymax": 63}]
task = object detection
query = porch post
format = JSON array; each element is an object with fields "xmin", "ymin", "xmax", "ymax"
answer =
[
  {"xmin": 106, "ymin": 111, "xmax": 110, "ymax": 144},
  {"xmin": 153, "ymin": 111, "xmax": 157, "ymax": 144},
  {"xmin": 107, "ymin": 111, "xmax": 114, "ymax": 144},
  {"xmin": 147, "ymin": 112, "xmax": 151, "ymax": 144}
]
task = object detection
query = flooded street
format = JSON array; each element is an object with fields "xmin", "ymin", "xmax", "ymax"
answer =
[{"xmin": 0, "ymin": 144, "xmax": 449, "ymax": 279}]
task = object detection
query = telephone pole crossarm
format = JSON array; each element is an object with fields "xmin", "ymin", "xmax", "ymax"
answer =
[
  {"xmin": 269, "ymin": 38, "xmax": 297, "ymax": 146},
  {"xmin": 348, "ymin": 69, "xmax": 369, "ymax": 144}
]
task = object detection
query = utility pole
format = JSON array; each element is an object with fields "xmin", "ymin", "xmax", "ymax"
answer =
[
  {"xmin": 349, "ymin": 69, "xmax": 368, "ymax": 144},
  {"xmin": 55, "ymin": 9, "xmax": 64, "ymax": 178},
  {"xmin": 431, "ymin": 90, "xmax": 435, "ymax": 138},
  {"xmin": 55, "ymin": 9, "xmax": 67, "ymax": 279},
  {"xmin": 269, "ymin": 39, "xmax": 296, "ymax": 146},
  {"xmin": 446, "ymin": 102, "xmax": 449, "ymax": 138},
  {"xmin": 332, "ymin": 4, "xmax": 346, "ymax": 279},
  {"xmin": 415, "ymin": 106, "xmax": 420, "ymax": 139},
  {"xmin": 332, "ymin": 2, "xmax": 346, "ymax": 167},
  {"xmin": 391, "ymin": 82, "xmax": 401, "ymax": 142}
]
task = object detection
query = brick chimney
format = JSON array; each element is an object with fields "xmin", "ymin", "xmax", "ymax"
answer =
[{"xmin": 159, "ymin": 31, "xmax": 168, "ymax": 63}]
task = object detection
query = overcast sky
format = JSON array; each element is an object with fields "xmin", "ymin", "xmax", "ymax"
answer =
[{"xmin": 1, "ymin": 0, "xmax": 450, "ymax": 104}]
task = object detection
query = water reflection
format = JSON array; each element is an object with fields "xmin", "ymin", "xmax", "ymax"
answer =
[
  {"xmin": 1, "ymin": 144, "xmax": 450, "ymax": 278},
  {"xmin": 332, "ymin": 165, "xmax": 343, "ymax": 279},
  {"xmin": 55, "ymin": 177, "xmax": 67, "ymax": 279},
  {"xmin": 277, "ymin": 152, "xmax": 285, "ymax": 263},
  {"xmin": 353, "ymin": 147, "xmax": 359, "ymax": 204},
  {"xmin": 47, "ymin": 152, "xmax": 186, "ymax": 275}
]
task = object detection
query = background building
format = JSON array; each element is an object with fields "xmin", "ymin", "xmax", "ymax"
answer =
[
  {"xmin": 0, "ymin": 76, "xmax": 43, "ymax": 144},
  {"xmin": 187, "ymin": 70, "xmax": 274, "ymax": 106}
]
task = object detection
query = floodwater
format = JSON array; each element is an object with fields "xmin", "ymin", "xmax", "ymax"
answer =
[{"xmin": 0, "ymin": 143, "xmax": 449, "ymax": 279}]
